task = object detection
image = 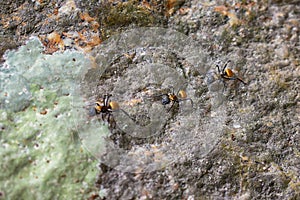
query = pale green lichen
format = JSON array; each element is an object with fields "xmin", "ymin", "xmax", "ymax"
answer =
[{"xmin": 0, "ymin": 38, "xmax": 109, "ymax": 199}]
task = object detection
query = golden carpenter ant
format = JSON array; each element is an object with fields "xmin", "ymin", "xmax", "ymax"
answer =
[
  {"xmin": 216, "ymin": 60, "xmax": 247, "ymax": 86},
  {"xmin": 89, "ymin": 94, "xmax": 134, "ymax": 127},
  {"xmin": 154, "ymin": 87, "xmax": 193, "ymax": 112}
]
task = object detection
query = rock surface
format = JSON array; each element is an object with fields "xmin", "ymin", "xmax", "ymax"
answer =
[{"xmin": 0, "ymin": 0, "xmax": 299, "ymax": 199}]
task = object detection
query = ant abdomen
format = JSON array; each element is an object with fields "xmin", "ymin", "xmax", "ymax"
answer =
[{"xmin": 161, "ymin": 94, "xmax": 171, "ymax": 105}]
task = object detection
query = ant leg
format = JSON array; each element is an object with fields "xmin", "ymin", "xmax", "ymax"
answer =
[
  {"xmin": 216, "ymin": 64, "xmax": 221, "ymax": 74},
  {"xmin": 222, "ymin": 60, "xmax": 232, "ymax": 73},
  {"xmin": 221, "ymin": 79, "xmax": 227, "ymax": 92},
  {"xmin": 112, "ymin": 108, "xmax": 137, "ymax": 124},
  {"xmin": 144, "ymin": 93, "xmax": 165, "ymax": 101},
  {"xmin": 107, "ymin": 113, "xmax": 111, "ymax": 122},
  {"xmin": 101, "ymin": 113, "xmax": 106, "ymax": 122},
  {"xmin": 236, "ymin": 77, "xmax": 247, "ymax": 85},
  {"xmin": 151, "ymin": 93, "xmax": 166, "ymax": 98},
  {"xmin": 107, "ymin": 113, "xmax": 116, "ymax": 129},
  {"xmin": 170, "ymin": 86, "xmax": 175, "ymax": 94},
  {"xmin": 101, "ymin": 113, "xmax": 107, "ymax": 122},
  {"xmin": 146, "ymin": 93, "xmax": 171, "ymax": 105},
  {"xmin": 176, "ymin": 88, "xmax": 181, "ymax": 97},
  {"xmin": 120, "ymin": 109, "xmax": 137, "ymax": 123},
  {"xmin": 223, "ymin": 76, "xmax": 247, "ymax": 85},
  {"xmin": 189, "ymin": 98, "xmax": 194, "ymax": 108},
  {"xmin": 103, "ymin": 94, "xmax": 112, "ymax": 106},
  {"xmin": 167, "ymin": 101, "xmax": 176, "ymax": 112}
]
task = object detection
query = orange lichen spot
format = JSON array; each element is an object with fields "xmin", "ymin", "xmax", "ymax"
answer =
[
  {"xmin": 1, "ymin": 15, "xmax": 22, "ymax": 29},
  {"xmin": 91, "ymin": 21, "xmax": 100, "ymax": 31},
  {"xmin": 88, "ymin": 193, "xmax": 100, "ymax": 200},
  {"xmin": 227, "ymin": 12, "xmax": 240, "ymax": 26},
  {"xmin": 141, "ymin": 0, "xmax": 152, "ymax": 11},
  {"xmin": 214, "ymin": 5, "xmax": 228, "ymax": 15},
  {"xmin": 179, "ymin": 7, "xmax": 190, "ymax": 15},
  {"xmin": 124, "ymin": 98, "xmax": 142, "ymax": 107},
  {"xmin": 165, "ymin": 0, "xmax": 185, "ymax": 16},
  {"xmin": 87, "ymin": 34, "xmax": 102, "ymax": 46},
  {"xmin": 73, "ymin": 30, "xmax": 102, "ymax": 52},
  {"xmin": 124, "ymin": 51, "xmax": 136, "ymax": 61},
  {"xmin": 215, "ymin": 2, "xmax": 257, "ymax": 26},
  {"xmin": 53, "ymin": 7, "xmax": 59, "ymax": 15},
  {"xmin": 40, "ymin": 109, "xmax": 47, "ymax": 115},
  {"xmin": 235, "ymin": 1, "xmax": 256, "ymax": 16},
  {"xmin": 80, "ymin": 12, "xmax": 95, "ymax": 23},
  {"xmin": 47, "ymin": 32, "xmax": 62, "ymax": 45},
  {"xmin": 214, "ymin": 5, "xmax": 241, "ymax": 26},
  {"xmin": 40, "ymin": 31, "xmax": 64, "ymax": 54}
]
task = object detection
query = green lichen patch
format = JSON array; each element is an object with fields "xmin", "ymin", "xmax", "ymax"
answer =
[{"xmin": 0, "ymin": 37, "xmax": 109, "ymax": 199}]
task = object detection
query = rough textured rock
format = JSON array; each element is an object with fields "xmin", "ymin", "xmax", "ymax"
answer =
[{"xmin": 0, "ymin": 0, "xmax": 299, "ymax": 199}]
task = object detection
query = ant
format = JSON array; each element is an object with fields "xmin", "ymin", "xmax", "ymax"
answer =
[
  {"xmin": 89, "ymin": 94, "xmax": 134, "ymax": 127},
  {"xmin": 216, "ymin": 60, "xmax": 247, "ymax": 87},
  {"xmin": 155, "ymin": 87, "xmax": 193, "ymax": 112}
]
